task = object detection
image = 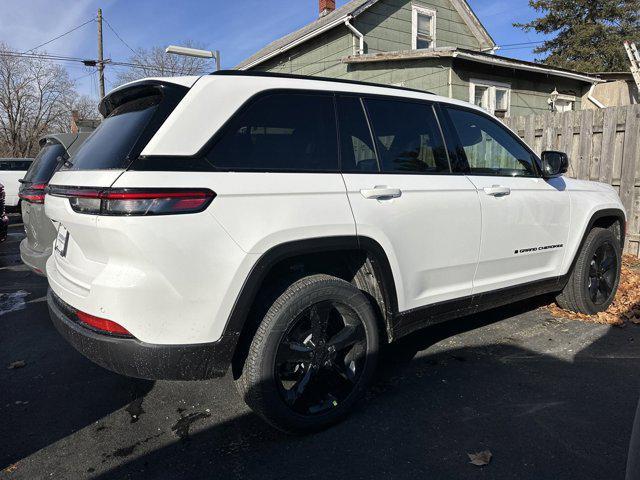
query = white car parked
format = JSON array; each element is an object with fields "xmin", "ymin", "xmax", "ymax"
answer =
[
  {"xmin": 45, "ymin": 72, "xmax": 626, "ymax": 433},
  {"xmin": 0, "ymin": 158, "xmax": 33, "ymax": 208}
]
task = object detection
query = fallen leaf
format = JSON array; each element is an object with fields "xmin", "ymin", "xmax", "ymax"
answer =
[
  {"xmin": 3, "ymin": 462, "xmax": 18, "ymax": 474},
  {"xmin": 7, "ymin": 360, "xmax": 25, "ymax": 369},
  {"xmin": 468, "ymin": 450, "xmax": 492, "ymax": 466}
]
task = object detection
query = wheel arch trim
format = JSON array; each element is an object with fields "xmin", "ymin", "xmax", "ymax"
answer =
[
  {"xmin": 222, "ymin": 235, "xmax": 399, "ymax": 361},
  {"xmin": 564, "ymin": 207, "xmax": 626, "ymax": 276}
]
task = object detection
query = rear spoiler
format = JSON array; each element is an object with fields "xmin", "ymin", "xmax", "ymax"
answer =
[{"xmin": 98, "ymin": 78, "xmax": 197, "ymax": 117}]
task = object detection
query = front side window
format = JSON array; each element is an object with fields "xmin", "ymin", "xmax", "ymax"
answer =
[
  {"xmin": 365, "ymin": 98, "xmax": 449, "ymax": 174},
  {"xmin": 336, "ymin": 96, "xmax": 378, "ymax": 173},
  {"xmin": 444, "ymin": 106, "xmax": 537, "ymax": 177},
  {"xmin": 469, "ymin": 79, "xmax": 511, "ymax": 118},
  {"xmin": 207, "ymin": 93, "xmax": 338, "ymax": 171},
  {"xmin": 412, "ymin": 6, "xmax": 436, "ymax": 50}
]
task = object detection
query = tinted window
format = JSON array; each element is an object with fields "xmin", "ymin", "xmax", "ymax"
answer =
[
  {"xmin": 364, "ymin": 98, "xmax": 449, "ymax": 173},
  {"xmin": 445, "ymin": 107, "xmax": 537, "ymax": 177},
  {"xmin": 65, "ymin": 93, "xmax": 162, "ymax": 171},
  {"xmin": 0, "ymin": 160, "xmax": 31, "ymax": 171},
  {"xmin": 336, "ymin": 96, "xmax": 378, "ymax": 173},
  {"xmin": 23, "ymin": 142, "xmax": 67, "ymax": 183},
  {"xmin": 207, "ymin": 93, "xmax": 338, "ymax": 171}
]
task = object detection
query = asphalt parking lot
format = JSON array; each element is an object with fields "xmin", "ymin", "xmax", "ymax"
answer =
[{"xmin": 1, "ymin": 220, "xmax": 639, "ymax": 480}]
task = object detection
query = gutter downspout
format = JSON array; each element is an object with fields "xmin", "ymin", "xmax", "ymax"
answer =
[
  {"xmin": 344, "ymin": 17, "xmax": 364, "ymax": 56},
  {"xmin": 587, "ymin": 83, "xmax": 606, "ymax": 109}
]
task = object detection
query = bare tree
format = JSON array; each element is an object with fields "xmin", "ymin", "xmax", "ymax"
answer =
[
  {"xmin": 0, "ymin": 43, "xmax": 96, "ymax": 157},
  {"xmin": 114, "ymin": 41, "xmax": 210, "ymax": 86}
]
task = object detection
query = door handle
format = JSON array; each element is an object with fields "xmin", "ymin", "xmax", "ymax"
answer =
[
  {"xmin": 360, "ymin": 187, "xmax": 402, "ymax": 200},
  {"xmin": 483, "ymin": 185, "xmax": 511, "ymax": 197}
]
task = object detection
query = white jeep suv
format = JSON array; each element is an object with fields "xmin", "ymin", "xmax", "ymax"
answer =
[{"xmin": 45, "ymin": 72, "xmax": 625, "ymax": 433}]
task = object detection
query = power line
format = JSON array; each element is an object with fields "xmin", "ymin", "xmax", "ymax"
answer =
[
  {"xmin": 102, "ymin": 17, "xmax": 137, "ymax": 55},
  {"xmin": 22, "ymin": 18, "xmax": 95, "ymax": 54},
  {"xmin": 0, "ymin": 50, "xmax": 198, "ymax": 77},
  {"xmin": 71, "ymin": 70, "xmax": 98, "ymax": 82},
  {"xmin": 498, "ymin": 40, "xmax": 545, "ymax": 48}
]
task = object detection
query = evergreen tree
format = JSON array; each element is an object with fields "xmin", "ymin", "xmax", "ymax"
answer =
[{"xmin": 515, "ymin": 0, "xmax": 640, "ymax": 72}]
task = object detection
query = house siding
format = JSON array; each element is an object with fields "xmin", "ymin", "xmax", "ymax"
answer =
[
  {"xmin": 251, "ymin": 0, "xmax": 590, "ymax": 116},
  {"xmin": 356, "ymin": 0, "xmax": 481, "ymax": 53},
  {"xmin": 451, "ymin": 62, "xmax": 586, "ymax": 116}
]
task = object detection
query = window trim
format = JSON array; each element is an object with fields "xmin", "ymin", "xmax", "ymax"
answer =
[
  {"xmin": 134, "ymin": 90, "xmax": 457, "ymax": 176},
  {"xmin": 469, "ymin": 78, "xmax": 511, "ymax": 117},
  {"xmin": 412, "ymin": 5, "xmax": 437, "ymax": 50},
  {"xmin": 439, "ymin": 103, "xmax": 542, "ymax": 178}
]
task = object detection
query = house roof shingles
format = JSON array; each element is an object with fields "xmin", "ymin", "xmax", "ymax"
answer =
[{"xmin": 236, "ymin": 0, "xmax": 374, "ymax": 70}]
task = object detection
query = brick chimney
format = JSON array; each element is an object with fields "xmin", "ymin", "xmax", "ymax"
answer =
[{"xmin": 319, "ymin": 0, "xmax": 335, "ymax": 17}]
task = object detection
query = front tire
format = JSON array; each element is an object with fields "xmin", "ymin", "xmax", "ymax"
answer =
[
  {"xmin": 556, "ymin": 227, "xmax": 621, "ymax": 315},
  {"xmin": 235, "ymin": 274, "xmax": 379, "ymax": 434}
]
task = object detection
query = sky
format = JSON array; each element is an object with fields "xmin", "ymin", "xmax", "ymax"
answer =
[{"xmin": 0, "ymin": 0, "xmax": 553, "ymax": 102}]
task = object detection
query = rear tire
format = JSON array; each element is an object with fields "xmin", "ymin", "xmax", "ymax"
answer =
[
  {"xmin": 556, "ymin": 227, "xmax": 621, "ymax": 315},
  {"xmin": 235, "ymin": 274, "xmax": 379, "ymax": 434}
]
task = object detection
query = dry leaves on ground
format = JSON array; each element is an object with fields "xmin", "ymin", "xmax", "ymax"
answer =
[
  {"xmin": 468, "ymin": 450, "xmax": 492, "ymax": 466},
  {"xmin": 547, "ymin": 255, "xmax": 640, "ymax": 326}
]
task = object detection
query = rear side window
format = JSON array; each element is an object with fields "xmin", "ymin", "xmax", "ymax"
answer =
[
  {"xmin": 64, "ymin": 84, "xmax": 187, "ymax": 171},
  {"xmin": 207, "ymin": 93, "xmax": 338, "ymax": 171},
  {"xmin": 336, "ymin": 96, "xmax": 378, "ymax": 173},
  {"xmin": 364, "ymin": 98, "xmax": 450, "ymax": 174},
  {"xmin": 23, "ymin": 142, "xmax": 67, "ymax": 183}
]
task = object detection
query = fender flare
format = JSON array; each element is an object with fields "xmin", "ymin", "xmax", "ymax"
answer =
[
  {"xmin": 563, "ymin": 207, "xmax": 626, "ymax": 278},
  {"xmin": 221, "ymin": 235, "xmax": 399, "ymax": 367}
]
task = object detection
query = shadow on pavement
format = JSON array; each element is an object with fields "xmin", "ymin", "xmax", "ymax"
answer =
[
  {"xmin": 0, "ymin": 229, "xmax": 154, "ymax": 467},
  {"xmin": 91, "ymin": 297, "xmax": 640, "ymax": 480}
]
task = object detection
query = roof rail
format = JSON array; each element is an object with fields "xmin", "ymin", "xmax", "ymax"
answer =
[{"xmin": 210, "ymin": 70, "xmax": 434, "ymax": 95}]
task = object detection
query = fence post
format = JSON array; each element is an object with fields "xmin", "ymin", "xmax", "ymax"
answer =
[{"xmin": 620, "ymin": 105, "xmax": 640, "ymax": 252}]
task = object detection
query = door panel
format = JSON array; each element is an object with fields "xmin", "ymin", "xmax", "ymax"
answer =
[
  {"xmin": 466, "ymin": 175, "xmax": 570, "ymax": 292},
  {"xmin": 441, "ymin": 105, "xmax": 570, "ymax": 293},
  {"xmin": 339, "ymin": 96, "xmax": 481, "ymax": 312},
  {"xmin": 343, "ymin": 173, "xmax": 481, "ymax": 311}
]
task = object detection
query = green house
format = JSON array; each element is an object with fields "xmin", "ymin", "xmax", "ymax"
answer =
[{"xmin": 236, "ymin": 0, "xmax": 603, "ymax": 117}]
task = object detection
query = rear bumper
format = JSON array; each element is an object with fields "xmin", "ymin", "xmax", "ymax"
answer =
[
  {"xmin": 0, "ymin": 215, "xmax": 7, "ymax": 242},
  {"xmin": 20, "ymin": 238, "xmax": 49, "ymax": 276},
  {"xmin": 47, "ymin": 289, "xmax": 236, "ymax": 380}
]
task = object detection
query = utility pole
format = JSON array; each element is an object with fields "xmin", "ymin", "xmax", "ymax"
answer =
[{"xmin": 97, "ymin": 8, "xmax": 105, "ymax": 99}]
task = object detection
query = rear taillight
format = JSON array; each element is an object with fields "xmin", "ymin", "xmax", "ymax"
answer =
[
  {"xmin": 76, "ymin": 310, "xmax": 132, "ymax": 336},
  {"xmin": 19, "ymin": 183, "xmax": 47, "ymax": 204},
  {"xmin": 47, "ymin": 187, "xmax": 215, "ymax": 216}
]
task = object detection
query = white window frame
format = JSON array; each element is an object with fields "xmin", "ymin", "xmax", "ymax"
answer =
[
  {"xmin": 412, "ymin": 5, "xmax": 436, "ymax": 50},
  {"xmin": 469, "ymin": 78, "xmax": 511, "ymax": 117},
  {"xmin": 553, "ymin": 93, "xmax": 576, "ymax": 112}
]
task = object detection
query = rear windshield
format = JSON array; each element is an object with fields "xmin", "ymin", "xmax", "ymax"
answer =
[
  {"xmin": 64, "ymin": 84, "xmax": 187, "ymax": 171},
  {"xmin": 23, "ymin": 142, "xmax": 67, "ymax": 183}
]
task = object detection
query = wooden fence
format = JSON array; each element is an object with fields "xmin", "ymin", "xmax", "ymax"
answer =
[{"xmin": 503, "ymin": 105, "xmax": 640, "ymax": 256}]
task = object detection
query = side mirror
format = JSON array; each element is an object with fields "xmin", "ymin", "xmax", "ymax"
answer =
[{"xmin": 541, "ymin": 151, "xmax": 569, "ymax": 178}]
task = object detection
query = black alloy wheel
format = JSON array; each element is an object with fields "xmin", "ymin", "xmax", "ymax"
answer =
[
  {"xmin": 274, "ymin": 300, "xmax": 368, "ymax": 416},
  {"xmin": 587, "ymin": 243, "xmax": 618, "ymax": 305}
]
